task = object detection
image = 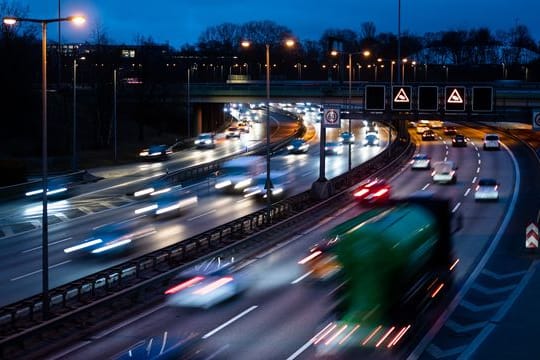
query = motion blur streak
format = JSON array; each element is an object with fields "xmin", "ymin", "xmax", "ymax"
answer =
[
  {"xmin": 63, "ymin": 239, "xmax": 102, "ymax": 253},
  {"xmin": 375, "ymin": 326, "xmax": 396, "ymax": 347},
  {"xmin": 388, "ymin": 325, "xmax": 411, "ymax": 348},
  {"xmin": 362, "ymin": 325, "xmax": 382, "ymax": 346},
  {"xmin": 325, "ymin": 324, "xmax": 348, "ymax": 346},
  {"xmin": 298, "ymin": 250, "xmax": 321, "ymax": 264},
  {"xmin": 431, "ymin": 283, "xmax": 445, "ymax": 298},
  {"xmin": 313, "ymin": 323, "xmax": 337, "ymax": 345},
  {"xmin": 164, "ymin": 276, "xmax": 204, "ymax": 295},
  {"xmin": 91, "ymin": 239, "xmax": 132, "ymax": 253},
  {"xmin": 193, "ymin": 276, "xmax": 233, "ymax": 295},
  {"xmin": 339, "ymin": 324, "xmax": 360, "ymax": 345},
  {"xmin": 450, "ymin": 258, "xmax": 460, "ymax": 271}
]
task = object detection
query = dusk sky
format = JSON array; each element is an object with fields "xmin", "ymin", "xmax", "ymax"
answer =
[{"xmin": 23, "ymin": 0, "xmax": 540, "ymax": 47}]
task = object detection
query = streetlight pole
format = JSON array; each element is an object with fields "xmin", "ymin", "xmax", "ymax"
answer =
[
  {"xmin": 3, "ymin": 14, "xmax": 85, "ymax": 320},
  {"xmin": 187, "ymin": 67, "xmax": 191, "ymax": 137},
  {"xmin": 402, "ymin": 58, "xmax": 407, "ymax": 84},
  {"xmin": 348, "ymin": 53, "xmax": 352, "ymax": 171},
  {"xmin": 265, "ymin": 44, "xmax": 272, "ymax": 222},
  {"xmin": 72, "ymin": 59, "xmax": 77, "ymax": 170},
  {"xmin": 113, "ymin": 69, "xmax": 117, "ymax": 161},
  {"xmin": 397, "ymin": 0, "xmax": 401, "ymax": 83}
]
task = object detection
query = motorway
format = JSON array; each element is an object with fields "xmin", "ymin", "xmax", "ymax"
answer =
[
  {"xmin": 47, "ymin": 123, "xmax": 523, "ymax": 359},
  {"xmin": 0, "ymin": 110, "xmax": 390, "ymax": 307}
]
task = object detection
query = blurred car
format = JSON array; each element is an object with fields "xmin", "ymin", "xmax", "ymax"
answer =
[
  {"xmin": 352, "ymin": 178, "xmax": 391, "ymax": 205},
  {"xmin": 63, "ymin": 221, "xmax": 155, "ymax": 255},
  {"xmin": 237, "ymin": 121, "xmax": 250, "ymax": 133},
  {"xmin": 431, "ymin": 160, "xmax": 457, "ymax": 184},
  {"xmin": 113, "ymin": 333, "xmax": 202, "ymax": 360},
  {"xmin": 365, "ymin": 125, "xmax": 379, "ymax": 136},
  {"xmin": 214, "ymin": 156, "xmax": 265, "ymax": 193},
  {"xmin": 139, "ymin": 144, "xmax": 172, "ymax": 160},
  {"xmin": 242, "ymin": 171, "xmax": 288, "ymax": 201},
  {"xmin": 24, "ymin": 178, "xmax": 73, "ymax": 199},
  {"xmin": 165, "ymin": 263, "xmax": 249, "ymax": 309},
  {"xmin": 194, "ymin": 133, "xmax": 215, "ymax": 149},
  {"xmin": 474, "ymin": 178, "xmax": 499, "ymax": 201},
  {"xmin": 325, "ymin": 141, "xmax": 344, "ymax": 155},
  {"xmin": 299, "ymin": 243, "xmax": 342, "ymax": 282},
  {"xmin": 483, "ymin": 133, "xmax": 501, "ymax": 150},
  {"xmin": 444, "ymin": 126, "xmax": 457, "ymax": 135},
  {"xmin": 134, "ymin": 190, "xmax": 198, "ymax": 217},
  {"xmin": 427, "ymin": 119, "xmax": 444, "ymax": 129},
  {"xmin": 363, "ymin": 133, "xmax": 380, "ymax": 146},
  {"xmin": 287, "ymin": 139, "xmax": 309, "ymax": 154},
  {"xmin": 411, "ymin": 153, "xmax": 431, "ymax": 170},
  {"xmin": 225, "ymin": 126, "xmax": 241, "ymax": 138},
  {"xmin": 416, "ymin": 123, "xmax": 429, "ymax": 134},
  {"xmin": 452, "ymin": 134, "xmax": 467, "ymax": 147},
  {"xmin": 338, "ymin": 131, "xmax": 355, "ymax": 144},
  {"xmin": 421, "ymin": 129, "xmax": 437, "ymax": 141},
  {"xmin": 408, "ymin": 121, "xmax": 417, "ymax": 128}
]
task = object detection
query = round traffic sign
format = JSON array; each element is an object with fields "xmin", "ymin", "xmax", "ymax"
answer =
[
  {"xmin": 534, "ymin": 112, "xmax": 540, "ymax": 127},
  {"xmin": 325, "ymin": 109, "xmax": 339, "ymax": 124}
]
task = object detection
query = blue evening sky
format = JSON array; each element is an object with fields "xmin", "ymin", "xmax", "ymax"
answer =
[{"xmin": 22, "ymin": 0, "xmax": 540, "ymax": 47}]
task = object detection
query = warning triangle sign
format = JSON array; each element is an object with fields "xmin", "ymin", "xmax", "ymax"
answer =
[
  {"xmin": 394, "ymin": 88, "xmax": 410, "ymax": 103},
  {"xmin": 447, "ymin": 89, "xmax": 463, "ymax": 103}
]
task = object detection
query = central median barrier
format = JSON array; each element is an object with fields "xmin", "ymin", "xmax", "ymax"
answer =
[{"xmin": 0, "ymin": 130, "xmax": 413, "ymax": 359}]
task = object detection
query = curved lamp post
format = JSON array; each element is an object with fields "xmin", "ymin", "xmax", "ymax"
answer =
[
  {"xmin": 3, "ymin": 14, "xmax": 85, "ymax": 319},
  {"xmin": 241, "ymin": 38, "xmax": 295, "ymax": 221}
]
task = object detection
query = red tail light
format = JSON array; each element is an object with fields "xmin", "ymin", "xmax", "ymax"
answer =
[
  {"xmin": 165, "ymin": 276, "xmax": 204, "ymax": 295},
  {"xmin": 372, "ymin": 188, "xmax": 389, "ymax": 197},
  {"xmin": 354, "ymin": 188, "xmax": 369, "ymax": 198}
]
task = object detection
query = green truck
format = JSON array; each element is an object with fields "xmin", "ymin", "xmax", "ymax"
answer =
[{"xmin": 313, "ymin": 197, "xmax": 455, "ymax": 356}]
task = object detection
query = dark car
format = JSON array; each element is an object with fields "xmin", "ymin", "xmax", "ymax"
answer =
[
  {"xmin": 338, "ymin": 131, "xmax": 355, "ymax": 144},
  {"xmin": 452, "ymin": 134, "xmax": 467, "ymax": 147},
  {"xmin": 287, "ymin": 139, "xmax": 309, "ymax": 154},
  {"xmin": 139, "ymin": 144, "xmax": 172, "ymax": 160},
  {"xmin": 421, "ymin": 129, "xmax": 437, "ymax": 141}
]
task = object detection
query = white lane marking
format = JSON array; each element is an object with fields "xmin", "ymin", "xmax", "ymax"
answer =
[
  {"xmin": 476, "ymin": 167, "xmax": 480, "ymax": 173},
  {"xmin": 472, "ymin": 177, "xmax": 477, "ymax": 183},
  {"xmin": 477, "ymin": 152, "xmax": 481, "ymax": 157},
  {"xmin": 286, "ymin": 338, "xmax": 315, "ymax": 360},
  {"xmin": 451, "ymin": 202, "xmax": 461, "ymax": 213},
  {"xmin": 291, "ymin": 271, "xmax": 313, "ymax": 284},
  {"xmin": 301, "ymin": 170, "xmax": 312, "ymax": 177},
  {"xmin": 444, "ymin": 156, "xmax": 448, "ymax": 161},
  {"xmin": 10, "ymin": 260, "xmax": 72, "ymax": 281},
  {"xmin": 446, "ymin": 150, "xmax": 449, "ymax": 156},
  {"xmin": 188, "ymin": 209, "xmax": 216, "ymax": 221},
  {"xmin": 464, "ymin": 188, "xmax": 471, "ymax": 197},
  {"xmin": 22, "ymin": 237, "xmax": 72, "ymax": 253},
  {"xmin": 422, "ymin": 183, "xmax": 431, "ymax": 190},
  {"xmin": 83, "ymin": 172, "xmax": 165, "ymax": 197},
  {"xmin": 202, "ymin": 305, "xmax": 258, "ymax": 339},
  {"xmin": 478, "ymin": 159, "xmax": 481, "ymax": 165}
]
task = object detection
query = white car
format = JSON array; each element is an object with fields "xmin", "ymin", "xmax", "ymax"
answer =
[
  {"xmin": 194, "ymin": 133, "xmax": 215, "ymax": 149},
  {"xmin": 431, "ymin": 161, "xmax": 457, "ymax": 184},
  {"xmin": 416, "ymin": 123, "xmax": 430, "ymax": 134},
  {"xmin": 474, "ymin": 178, "xmax": 499, "ymax": 201},
  {"xmin": 411, "ymin": 153, "xmax": 431, "ymax": 170},
  {"xmin": 483, "ymin": 134, "xmax": 500, "ymax": 150}
]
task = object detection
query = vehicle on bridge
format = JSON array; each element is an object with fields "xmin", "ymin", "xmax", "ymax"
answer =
[
  {"xmin": 452, "ymin": 134, "xmax": 467, "ymax": 147},
  {"xmin": 474, "ymin": 178, "xmax": 499, "ymax": 201},
  {"xmin": 338, "ymin": 131, "xmax": 356, "ymax": 144},
  {"xmin": 421, "ymin": 129, "xmax": 437, "ymax": 141},
  {"xmin": 411, "ymin": 153, "xmax": 431, "ymax": 170},
  {"xmin": 313, "ymin": 198, "xmax": 455, "ymax": 356},
  {"xmin": 325, "ymin": 141, "xmax": 344, "ymax": 155},
  {"xmin": 363, "ymin": 133, "xmax": 380, "ymax": 146}
]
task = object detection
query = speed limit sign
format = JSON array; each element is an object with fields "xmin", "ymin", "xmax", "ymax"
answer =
[
  {"xmin": 533, "ymin": 111, "xmax": 540, "ymax": 131},
  {"xmin": 323, "ymin": 108, "xmax": 341, "ymax": 128}
]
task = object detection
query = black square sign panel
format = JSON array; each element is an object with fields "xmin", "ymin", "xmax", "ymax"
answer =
[
  {"xmin": 472, "ymin": 87, "xmax": 493, "ymax": 112},
  {"xmin": 392, "ymin": 86, "xmax": 412, "ymax": 111},
  {"xmin": 445, "ymin": 86, "xmax": 466, "ymax": 111},
  {"xmin": 365, "ymin": 85, "xmax": 385, "ymax": 111},
  {"xmin": 418, "ymin": 86, "xmax": 438, "ymax": 111}
]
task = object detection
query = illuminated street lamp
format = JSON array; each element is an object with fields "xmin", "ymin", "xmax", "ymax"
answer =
[
  {"xmin": 401, "ymin": 58, "xmax": 408, "ymax": 84},
  {"xmin": 3, "ymin": 14, "xmax": 85, "ymax": 320},
  {"xmin": 241, "ymin": 38, "xmax": 295, "ymax": 221}
]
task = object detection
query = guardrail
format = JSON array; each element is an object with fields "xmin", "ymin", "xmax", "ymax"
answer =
[{"xmin": 0, "ymin": 133, "xmax": 414, "ymax": 358}]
